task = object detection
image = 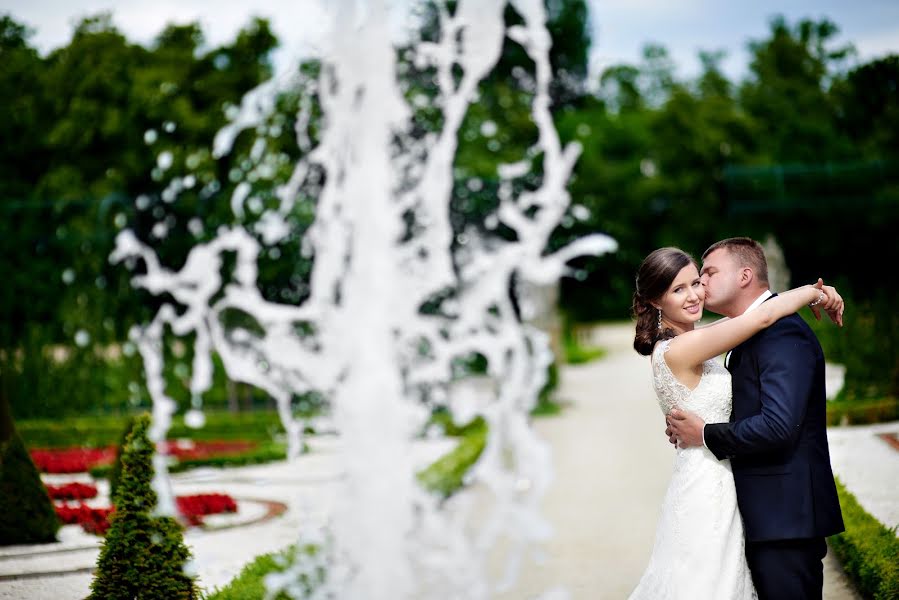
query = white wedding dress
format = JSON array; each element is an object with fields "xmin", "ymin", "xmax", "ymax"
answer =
[{"xmin": 628, "ymin": 339, "xmax": 757, "ymax": 599}]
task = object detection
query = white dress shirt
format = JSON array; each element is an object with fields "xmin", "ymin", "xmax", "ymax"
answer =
[{"xmin": 724, "ymin": 289, "xmax": 773, "ymax": 367}]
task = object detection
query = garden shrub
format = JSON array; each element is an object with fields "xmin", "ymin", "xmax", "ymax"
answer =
[
  {"xmin": 18, "ymin": 409, "xmax": 286, "ymax": 448},
  {"xmin": 107, "ymin": 414, "xmax": 136, "ymax": 501},
  {"xmin": 89, "ymin": 413, "xmax": 197, "ymax": 600},
  {"xmin": 204, "ymin": 544, "xmax": 323, "ymax": 600},
  {"xmin": 825, "ymin": 397, "xmax": 899, "ymax": 426},
  {"xmin": 0, "ymin": 430, "xmax": 59, "ymax": 545},
  {"xmin": 804, "ymin": 293, "xmax": 899, "ymax": 401},
  {"xmin": 828, "ymin": 478, "xmax": 899, "ymax": 599},
  {"xmin": 204, "ymin": 546, "xmax": 295, "ymax": 600},
  {"xmin": 417, "ymin": 418, "xmax": 487, "ymax": 498}
]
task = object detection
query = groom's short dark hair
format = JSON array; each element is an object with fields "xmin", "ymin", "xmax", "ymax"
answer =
[{"xmin": 702, "ymin": 237, "xmax": 769, "ymax": 285}]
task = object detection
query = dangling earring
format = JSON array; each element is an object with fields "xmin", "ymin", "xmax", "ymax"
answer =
[{"xmin": 657, "ymin": 308, "xmax": 662, "ymax": 331}]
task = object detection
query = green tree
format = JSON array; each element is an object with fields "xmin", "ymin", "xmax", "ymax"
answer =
[
  {"xmin": 740, "ymin": 16, "xmax": 854, "ymax": 162},
  {"xmin": 0, "ymin": 16, "xmax": 50, "ymax": 199},
  {"xmin": 833, "ymin": 55, "xmax": 899, "ymax": 157}
]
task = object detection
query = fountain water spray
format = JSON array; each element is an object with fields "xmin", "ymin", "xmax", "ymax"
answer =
[{"xmin": 111, "ymin": 0, "xmax": 616, "ymax": 597}]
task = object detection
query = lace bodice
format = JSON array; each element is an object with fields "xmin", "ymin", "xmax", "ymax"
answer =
[{"xmin": 651, "ymin": 338, "xmax": 732, "ymax": 423}]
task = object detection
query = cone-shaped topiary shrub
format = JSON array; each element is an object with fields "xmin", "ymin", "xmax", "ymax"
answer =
[
  {"xmin": 0, "ymin": 390, "xmax": 59, "ymax": 545},
  {"xmin": 107, "ymin": 415, "xmax": 136, "ymax": 502},
  {"xmin": 89, "ymin": 413, "xmax": 197, "ymax": 599},
  {"xmin": 0, "ymin": 431, "xmax": 60, "ymax": 545}
]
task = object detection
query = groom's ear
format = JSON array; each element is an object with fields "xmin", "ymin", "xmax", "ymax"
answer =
[{"xmin": 739, "ymin": 267, "xmax": 754, "ymax": 287}]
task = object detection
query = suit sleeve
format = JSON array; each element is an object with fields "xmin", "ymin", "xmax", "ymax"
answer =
[{"xmin": 705, "ymin": 318, "xmax": 816, "ymax": 460}]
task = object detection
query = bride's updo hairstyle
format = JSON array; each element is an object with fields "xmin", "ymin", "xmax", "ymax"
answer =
[{"xmin": 632, "ymin": 247, "xmax": 698, "ymax": 356}]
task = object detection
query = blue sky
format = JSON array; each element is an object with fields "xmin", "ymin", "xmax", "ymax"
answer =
[{"xmin": 5, "ymin": 0, "xmax": 899, "ymax": 83}]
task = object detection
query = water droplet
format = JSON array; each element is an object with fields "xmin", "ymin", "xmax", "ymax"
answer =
[
  {"xmin": 570, "ymin": 205, "xmax": 590, "ymax": 221},
  {"xmin": 61, "ymin": 268, "xmax": 75, "ymax": 284},
  {"xmin": 248, "ymin": 197, "xmax": 264, "ymax": 214},
  {"xmin": 163, "ymin": 121, "xmax": 176, "ymax": 133},
  {"xmin": 157, "ymin": 151, "xmax": 174, "ymax": 171},
  {"xmin": 188, "ymin": 218, "xmax": 204, "ymax": 237},
  {"xmin": 480, "ymin": 120, "xmax": 497, "ymax": 137},
  {"xmin": 152, "ymin": 222, "xmax": 168, "ymax": 239},
  {"xmin": 74, "ymin": 330, "xmax": 90, "ymax": 347},
  {"xmin": 184, "ymin": 409, "xmax": 206, "ymax": 429}
]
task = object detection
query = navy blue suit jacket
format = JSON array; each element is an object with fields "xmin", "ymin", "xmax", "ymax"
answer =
[{"xmin": 704, "ymin": 308, "xmax": 844, "ymax": 543}]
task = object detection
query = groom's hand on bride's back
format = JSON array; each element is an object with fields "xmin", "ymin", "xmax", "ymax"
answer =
[{"xmin": 666, "ymin": 409, "xmax": 705, "ymax": 448}]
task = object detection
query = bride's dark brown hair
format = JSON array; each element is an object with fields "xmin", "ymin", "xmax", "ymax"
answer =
[{"xmin": 632, "ymin": 247, "xmax": 699, "ymax": 356}]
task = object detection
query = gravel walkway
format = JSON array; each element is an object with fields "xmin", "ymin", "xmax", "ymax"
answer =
[{"xmin": 2, "ymin": 323, "xmax": 892, "ymax": 599}]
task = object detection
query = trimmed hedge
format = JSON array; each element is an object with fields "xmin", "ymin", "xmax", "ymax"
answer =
[
  {"xmin": 18, "ymin": 410, "xmax": 287, "ymax": 448},
  {"xmin": 826, "ymin": 397, "xmax": 899, "ymax": 426},
  {"xmin": 203, "ymin": 546, "xmax": 295, "ymax": 600},
  {"xmin": 203, "ymin": 544, "xmax": 324, "ymax": 600},
  {"xmin": 416, "ymin": 418, "xmax": 487, "ymax": 498},
  {"xmin": 828, "ymin": 478, "xmax": 899, "ymax": 599}
]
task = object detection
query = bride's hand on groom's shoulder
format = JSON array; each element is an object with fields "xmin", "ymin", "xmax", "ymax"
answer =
[{"xmin": 812, "ymin": 278, "xmax": 844, "ymax": 327}]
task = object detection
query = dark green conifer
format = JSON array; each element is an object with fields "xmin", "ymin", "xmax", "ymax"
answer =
[
  {"xmin": 0, "ymin": 391, "xmax": 60, "ymax": 544},
  {"xmin": 89, "ymin": 413, "xmax": 197, "ymax": 599},
  {"xmin": 107, "ymin": 414, "xmax": 136, "ymax": 502}
]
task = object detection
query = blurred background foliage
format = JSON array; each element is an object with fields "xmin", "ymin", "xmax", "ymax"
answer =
[{"xmin": 0, "ymin": 0, "xmax": 897, "ymax": 423}]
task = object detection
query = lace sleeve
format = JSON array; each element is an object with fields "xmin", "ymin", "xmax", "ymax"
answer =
[{"xmin": 651, "ymin": 339, "xmax": 681, "ymax": 415}]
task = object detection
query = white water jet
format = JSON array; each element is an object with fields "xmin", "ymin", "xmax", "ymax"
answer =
[{"xmin": 111, "ymin": 1, "xmax": 616, "ymax": 598}]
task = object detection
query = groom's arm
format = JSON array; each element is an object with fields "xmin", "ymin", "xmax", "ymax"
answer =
[{"xmin": 704, "ymin": 318, "xmax": 816, "ymax": 460}]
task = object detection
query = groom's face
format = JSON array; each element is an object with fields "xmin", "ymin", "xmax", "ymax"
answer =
[{"xmin": 700, "ymin": 248, "xmax": 741, "ymax": 314}]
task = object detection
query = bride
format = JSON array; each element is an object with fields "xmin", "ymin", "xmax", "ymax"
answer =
[{"xmin": 627, "ymin": 246, "xmax": 842, "ymax": 599}]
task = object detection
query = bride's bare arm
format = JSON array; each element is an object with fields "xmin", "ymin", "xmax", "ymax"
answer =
[
  {"xmin": 695, "ymin": 316, "xmax": 729, "ymax": 329},
  {"xmin": 664, "ymin": 284, "xmax": 827, "ymax": 374}
]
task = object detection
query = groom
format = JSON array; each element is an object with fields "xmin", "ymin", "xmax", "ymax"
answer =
[{"xmin": 666, "ymin": 237, "xmax": 845, "ymax": 600}]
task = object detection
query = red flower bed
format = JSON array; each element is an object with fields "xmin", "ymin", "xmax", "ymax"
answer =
[
  {"xmin": 46, "ymin": 482, "xmax": 99, "ymax": 500},
  {"xmin": 54, "ymin": 493, "xmax": 238, "ymax": 534},
  {"xmin": 31, "ymin": 447, "xmax": 116, "ymax": 473},
  {"xmin": 55, "ymin": 503, "xmax": 115, "ymax": 535},
  {"xmin": 32, "ymin": 440, "xmax": 259, "ymax": 473},
  {"xmin": 176, "ymin": 493, "xmax": 239, "ymax": 526},
  {"xmin": 158, "ymin": 440, "xmax": 258, "ymax": 461}
]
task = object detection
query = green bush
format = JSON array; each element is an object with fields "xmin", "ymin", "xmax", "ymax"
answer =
[
  {"xmin": 563, "ymin": 336, "xmax": 607, "ymax": 365},
  {"xmin": 826, "ymin": 397, "xmax": 899, "ymax": 426},
  {"xmin": 417, "ymin": 418, "xmax": 487, "ymax": 498},
  {"xmin": 828, "ymin": 478, "xmax": 899, "ymax": 599},
  {"xmin": 17, "ymin": 410, "xmax": 286, "ymax": 448},
  {"xmin": 89, "ymin": 413, "xmax": 197, "ymax": 600},
  {"xmin": 107, "ymin": 415, "xmax": 136, "ymax": 501},
  {"xmin": 203, "ymin": 548, "xmax": 293, "ymax": 600},
  {"xmin": 804, "ymin": 293, "xmax": 899, "ymax": 401},
  {"xmin": 0, "ymin": 430, "xmax": 59, "ymax": 545}
]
